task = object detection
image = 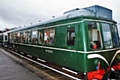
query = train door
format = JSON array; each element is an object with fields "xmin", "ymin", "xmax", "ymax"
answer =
[
  {"xmin": 37, "ymin": 29, "xmax": 45, "ymax": 59},
  {"xmin": 38, "ymin": 29, "xmax": 43, "ymax": 44},
  {"xmin": 86, "ymin": 21, "xmax": 103, "ymax": 50},
  {"xmin": 65, "ymin": 24, "xmax": 79, "ymax": 68},
  {"xmin": 3, "ymin": 34, "xmax": 8, "ymax": 47},
  {"xmin": 0, "ymin": 34, "xmax": 3, "ymax": 46},
  {"xmin": 66, "ymin": 24, "xmax": 78, "ymax": 50}
]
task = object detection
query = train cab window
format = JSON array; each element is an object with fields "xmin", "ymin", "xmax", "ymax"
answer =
[
  {"xmin": 39, "ymin": 31, "xmax": 43, "ymax": 44},
  {"xmin": 31, "ymin": 31, "xmax": 38, "ymax": 43},
  {"xmin": 87, "ymin": 22, "xmax": 102, "ymax": 50},
  {"xmin": 102, "ymin": 23, "xmax": 113, "ymax": 48},
  {"xmin": 112, "ymin": 25, "xmax": 119, "ymax": 47},
  {"xmin": 44, "ymin": 28, "xmax": 55, "ymax": 44},
  {"xmin": 67, "ymin": 28, "xmax": 75, "ymax": 46}
]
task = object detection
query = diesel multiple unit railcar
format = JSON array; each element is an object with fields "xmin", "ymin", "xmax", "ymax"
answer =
[{"xmin": 3, "ymin": 5, "xmax": 120, "ymax": 79}]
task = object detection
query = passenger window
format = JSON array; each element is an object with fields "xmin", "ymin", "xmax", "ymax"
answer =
[
  {"xmin": 14, "ymin": 33, "xmax": 17, "ymax": 42},
  {"xmin": 28, "ymin": 31, "xmax": 31, "ymax": 43},
  {"xmin": 16, "ymin": 33, "xmax": 20, "ymax": 43},
  {"xmin": 21, "ymin": 32, "xmax": 27, "ymax": 43},
  {"xmin": 5, "ymin": 35, "xmax": 7, "ymax": 41},
  {"xmin": 44, "ymin": 28, "xmax": 55, "ymax": 44},
  {"xmin": 31, "ymin": 31, "xmax": 38, "ymax": 43},
  {"xmin": 67, "ymin": 28, "xmax": 75, "ymax": 46},
  {"xmin": 10, "ymin": 33, "xmax": 14, "ymax": 43},
  {"xmin": 39, "ymin": 31, "xmax": 43, "ymax": 44},
  {"xmin": 87, "ymin": 22, "xmax": 102, "ymax": 49},
  {"xmin": 11, "ymin": 33, "xmax": 16, "ymax": 43}
]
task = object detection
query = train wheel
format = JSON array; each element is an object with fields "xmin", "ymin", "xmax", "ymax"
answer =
[{"xmin": 102, "ymin": 70, "xmax": 115, "ymax": 80}]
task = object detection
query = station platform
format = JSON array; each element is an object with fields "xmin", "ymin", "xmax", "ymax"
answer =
[
  {"xmin": 0, "ymin": 48, "xmax": 76, "ymax": 80},
  {"xmin": 0, "ymin": 48, "xmax": 43, "ymax": 80}
]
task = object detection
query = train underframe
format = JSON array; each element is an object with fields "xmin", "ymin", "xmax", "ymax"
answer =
[{"xmin": 87, "ymin": 62, "xmax": 120, "ymax": 80}]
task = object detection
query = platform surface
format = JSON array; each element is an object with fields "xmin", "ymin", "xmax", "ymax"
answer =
[{"xmin": 0, "ymin": 48, "xmax": 42, "ymax": 80}]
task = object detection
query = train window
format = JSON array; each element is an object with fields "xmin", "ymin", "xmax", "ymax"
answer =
[
  {"xmin": 44, "ymin": 28, "xmax": 55, "ymax": 44},
  {"xmin": 14, "ymin": 33, "xmax": 20, "ymax": 42},
  {"xmin": 0, "ymin": 35, "xmax": 3, "ymax": 43},
  {"xmin": 13, "ymin": 33, "xmax": 16, "ymax": 42},
  {"xmin": 87, "ymin": 22, "xmax": 102, "ymax": 49},
  {"xmin": 21, "ymin": 32, "xmax": 27, "ymax": 43},
  {"xmin": 20, "ymin": 33, "xmax": 22, "ymax": 42},
  {"xmin": 31, "ymin": 31, "xmax": 38, "ymax": 43},
  {"xmin": 5, "ymin": 35, "xmax": 7, "ymax": 40},
  {"xmin": 112, "ymin": 25, "xmax": 119, "ymax": 47},
  {"xmin": 102, "ymin": 23, "xmax": 113, "ymax": 48},
  {"xmin": 16, "ymin": 33, "xmax": 20, "ymax": 43},
  {"xmin": 10, "ymin": 33, "xmax": 15, "ymax": 43},
  {"xmin": 67, "ymin": 28, "xmax": 75, "ymax": 46},
  {"xmin": 39, "ymin": 31, "xmax": 43, "ymax": 44},
  {"xmin": 28, "ymin": 31, "xmax": 31, "ymax": 43},
  {"xmin": 9, "ymin": 33, "xmax": 12, "ymax": 43}
]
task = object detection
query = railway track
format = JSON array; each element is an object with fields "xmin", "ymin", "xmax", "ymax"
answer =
[{"xmin": 1, "ymin": 47, "xmax": 86, "ymax": 80}]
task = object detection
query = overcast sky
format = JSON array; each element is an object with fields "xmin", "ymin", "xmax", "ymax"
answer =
[{"xmin": 0, "ymin": 0, "xmax": 120, "ymax": 30}]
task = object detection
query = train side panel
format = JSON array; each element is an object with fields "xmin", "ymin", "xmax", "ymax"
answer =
[{"xmin": 8, "ymin": 20, "xmax": 87, "ymax": 72}]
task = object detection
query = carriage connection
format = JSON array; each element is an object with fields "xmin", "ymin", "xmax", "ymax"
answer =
[{"xmin": 1, "ymin": 5, "xmax": 120, "ymax": 80}]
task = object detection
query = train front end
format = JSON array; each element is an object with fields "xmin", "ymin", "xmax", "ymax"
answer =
[
  {"xmin": 76, "ymin": 5, "xmax": 120, "ymax": 80},
  {"xmin": 84, "ymin": 18, "xmax": 120, "ymax": 79}
]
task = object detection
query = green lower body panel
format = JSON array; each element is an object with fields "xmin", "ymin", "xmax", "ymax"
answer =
[{"xmin": 11, "ymin": 43, "xmax": 87, "ymax": 72}]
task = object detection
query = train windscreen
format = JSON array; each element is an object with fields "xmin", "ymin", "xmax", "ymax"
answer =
[{"xmin": 87, "ymin": 21, "xmax": 119, "ymax": 50}]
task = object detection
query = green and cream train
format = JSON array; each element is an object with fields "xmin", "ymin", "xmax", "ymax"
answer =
[{"xmin": 2, "ymin": 5, "xmax": 120, "ymax": 79}]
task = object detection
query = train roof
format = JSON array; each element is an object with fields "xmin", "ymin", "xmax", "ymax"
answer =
[
  {"xmin": 0, "ymin": 30, "xmax": 12, "ymax": 35},
  {"xmin": 8, "ymin": 5, "xmax": 116, "ymax": 33}
]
